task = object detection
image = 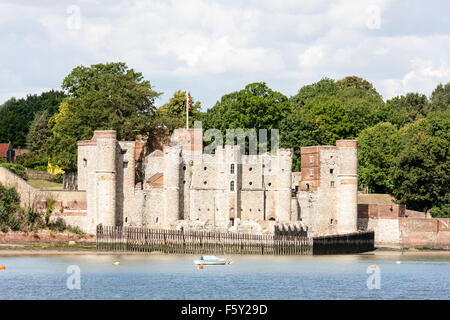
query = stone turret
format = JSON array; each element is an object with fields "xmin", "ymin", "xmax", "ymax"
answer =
[
  {"xmin": 276, "ymin": 148, "xmax": 293, "ymax": 222},
  {"xmin": 336, "ymin": 140, "xmax": 358, "ymax": 234},
  {"xmin": 94, "ymin": 130, "xmax": 117, "ymax": 227},
  {"xmin": 163, "ymin": 145, "xmax": 182, "ymax": 227}
]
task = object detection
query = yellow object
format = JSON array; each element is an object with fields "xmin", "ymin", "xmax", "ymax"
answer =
[
  {"xmin": 0, "ymin": 265, "xmax": 5, "ymax": 270},
  {"xmin": 228, "ymin": 261, "xmax": 234, "ymax": 265},
  {"xmin": 47, "ymin": 161, "xmax": 65, "ymax": 175},
  {"xmin": 198, "ymin": 265, "xmax": 204, "ymax": 270},
  {"xmin": 396, "ymin": 261, "xmax": 402, "ymax": 264},
  {"xmin": 370, "ymin": 264, "xmax": 376, "ymax": 268},
  {"xmin": 112, "ymin": 261, "xmax": 120, "ymax": 266}
]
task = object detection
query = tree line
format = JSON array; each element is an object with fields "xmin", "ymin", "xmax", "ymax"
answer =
[{"xmin": 0, "ymin": 62, "xmax": 448, "ymax": 217}]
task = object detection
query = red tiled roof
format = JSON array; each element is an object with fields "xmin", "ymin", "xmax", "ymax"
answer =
[{"xmin": 0, "ymin": 143, "xmax": 11, "ymax": 158}]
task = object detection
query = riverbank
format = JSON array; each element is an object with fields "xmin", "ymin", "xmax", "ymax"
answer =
[{"xmin": 1, "ymin": 243, "xmax": 449, "ymax": 257}]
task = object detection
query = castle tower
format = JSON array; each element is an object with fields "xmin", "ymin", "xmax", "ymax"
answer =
[
  {"xmin": 163, "ymin": 145, "xmax": 181, "ymax": 227},
  {"xmin": 275, "ymin": 148, "xmax": 293, "ymax": 222},
  {"xmin": 336, "ymin": 140, "xmax": 358, "ymax": 234},
  {"xmin": 94, "ymin": 130, "xmax": 117, "ymax": 226}
]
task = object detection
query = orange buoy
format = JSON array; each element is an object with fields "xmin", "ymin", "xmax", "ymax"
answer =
[
  {"xmin": 0, "ymin": 265, "xmax": 5, "ymax": 270},
  {"xmin": 370, "ymin": 264, "xmax": 376, "ymax": 268},
  {"xmin": 198, "ymin": 265, "xmax": 204, "ymax": 270}
]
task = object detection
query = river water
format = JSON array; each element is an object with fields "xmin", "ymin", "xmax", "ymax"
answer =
[{"xmin": 0, "ymin": 252, "xmax": 449, "ymax": 299}]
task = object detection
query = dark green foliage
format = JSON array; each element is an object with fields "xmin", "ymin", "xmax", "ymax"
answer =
[
  {"xmin": 0, "ymin": 90, "xmax": 66, "ymax": 147},
  {"xmin": 47, "ymin": 62, "xmax": 162, "ymax": 170},
  {"xmin": 155, "ymin": 90, "xmax": 202, "ymax": 132},
  {"xmin": 203, "ymin": 82, "xmax": 291, "ymax": 153},
  {"xmin": 391, "ymin": 110, "xmax": 449, "ymax": 216},
  {"xmin": 281, "ymin": 77, "xmax": 383, "ymax": 171},
  {"xmin": 14, "ymin": 152, "xmax": 48, "ymax": 169},
  {"xmin": 378, "ymin": 93, "xmax": 430, "ymax": 127},
  {"xmin": 0, "ymin": 163, "xmax": 26, "ymax": 179},
  {"xmin": 358, "ymin": 123, "xmax": 398, "ymax": 193}
]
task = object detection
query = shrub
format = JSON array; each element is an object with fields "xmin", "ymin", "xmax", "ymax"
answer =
[
  {"xmin": 49, "ymin": 217, "xmax": 66, "ymax": 232},
  {"xmin": 0, "ymin": 163, "xmax": 27, "ymax": 180},
  {"xmin": 15, "ymin": 152, "xmax": 48, "ymax": 169}
]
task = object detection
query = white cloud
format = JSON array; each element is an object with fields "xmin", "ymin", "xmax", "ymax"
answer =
[
  {"xmin": 298, "ymin": 46, "xmax": 326, "ymax": 68},
  {"xmin": 379, "ymin": 59, "xmax": 450, "ymax": 98},
  {"xmin": 0, "ymin": 0, "xmax": 448, "ymax": 107}
]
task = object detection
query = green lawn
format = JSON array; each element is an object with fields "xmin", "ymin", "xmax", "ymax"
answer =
[{"xmin": 27, "ymin": 179, "xmax": 63, "ymax": 190}]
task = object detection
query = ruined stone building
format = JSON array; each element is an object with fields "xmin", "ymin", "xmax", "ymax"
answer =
[{"xmin": 75, "ymin": 129, "xmax": 359, "ymax": 236}]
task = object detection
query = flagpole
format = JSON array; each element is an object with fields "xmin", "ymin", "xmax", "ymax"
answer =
[{"xmin": 186, "ymin": 91, "xmax": 189, "ymax": 129}]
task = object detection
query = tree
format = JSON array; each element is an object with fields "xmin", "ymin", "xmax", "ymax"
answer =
[
  {"xmin": 26, "ymin": 110, "xmax": 52, "ymax": 155},
  {"xmin": 283, "ymin": 77, "xmax": 383, "ymax": 171},
  {"xmin": 357, "ymin": 122, "xmax": 398, "ymax": 193},
  {"xmin": 430, "ymin": 82, "xmax": 450, "ymax": 112},
  {"xmin": 155, "ymin": 90, "xmax": 202, "ymax": 132},
  {"xmin": 391, "ymin": 110, "xmax": 450, "ymax": 216},
  {"xmin": 203, "ymin": 82, "xmax": 291, "ymax": 152},
  {"xmin": 0, "ymin": 91, "xmax": 66, "ymax": 147},
  {"xmin": 378, "ymin": 93, "xmax": 430, "ymax": 127},
  {"xmin": 47, "ymin": 62, "xmax": 162, "ymax": 170}
]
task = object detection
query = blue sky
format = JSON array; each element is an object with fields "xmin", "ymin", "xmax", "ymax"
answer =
[{"xmin": 0, "ymin": 0, "xmax": 449, "ymax": 110}]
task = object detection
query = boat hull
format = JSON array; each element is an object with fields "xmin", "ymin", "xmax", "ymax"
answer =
[{"xmin": 194, "ymin": 259, "xmax": 226, "ymax": 265}]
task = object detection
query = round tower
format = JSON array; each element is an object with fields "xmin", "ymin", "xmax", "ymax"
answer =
[
  {"xmin": 336, "ymin": 140, "xmax": 358, "ymax": 234},
  {"xmin": 95, "ymin": 130, "xmax": 117, "ymax": 227},
  {"xmin": 163, "ymin": 146, "xmax": 181, "ymax": 227},
  {"xmin": 275, "ymin": 148, "xmax": 293, "ymax": 222}
]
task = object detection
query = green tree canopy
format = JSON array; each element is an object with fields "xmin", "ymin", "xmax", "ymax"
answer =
[
  {"xmin": 377, "ymin": 93, "xmax": 430, "ymax": 127},
  {"xmin": 391, "ymin": 110, "xmax": 449, "ymax": 216},
  {"xmin": 430, "ymin": 82, "xmax": 450, "ymax": 112},
  {"xmin": 203, "ymin": 82, "xmax": 291, "ymax": 152},
  {"xmin": 155, "ymin": 90, "xmax": 202, "ymax": 132},
  {"xmin": 281, "ymin": 77, "xmax": 383, "ymax": 170},
  {"xmin": 357, "ymin": 122, "xmax": 398, "ymax": 193},
  {"xmin": 47, "ymin": 62, "xmax": 162, "ymax": 170},
  {"xmin": 0, "ymin": 90, "xmax": 65, "ymax": 147}
]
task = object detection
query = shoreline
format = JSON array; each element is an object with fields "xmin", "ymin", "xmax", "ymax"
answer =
[{"xmin": 1, "ymin": 244, "xmax": 449, "ymax": 257}]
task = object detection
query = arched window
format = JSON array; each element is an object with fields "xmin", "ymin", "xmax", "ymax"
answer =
[
  {"xmin": 230, "ymin": 163, "xmax": 235, "ymax": 175},
  {"xmin": 230, "ymin": 180, "xmax": 235, "ymax": 192}
]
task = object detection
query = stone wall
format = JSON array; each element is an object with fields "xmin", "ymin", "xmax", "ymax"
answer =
[
  {"xmin": 0, "ymin": 166, "xmax": 90, "ymax": 233},
  {"xmin": 357, "ymin": 203, "xmax": 450, "ymax": 249}
]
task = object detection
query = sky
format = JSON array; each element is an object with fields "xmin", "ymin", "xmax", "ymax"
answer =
[{"xmin": 0, "ymin": 0, "xmax": 449, "ymax": 110}]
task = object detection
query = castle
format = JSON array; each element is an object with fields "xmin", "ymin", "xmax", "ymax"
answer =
[{"xmin": 76, "ymin": 128, "xmax": 358, "ymax": 236}]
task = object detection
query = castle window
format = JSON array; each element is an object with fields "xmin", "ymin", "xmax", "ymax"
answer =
[
  {"xmin": 306, "ymin": 183, "xmax": 310, "ymax": 191},
  {"xmin": 203, "ymin": 181, "xmax": 207, "ymax": 185},
  {"xmin": 309, "ymin": 156, "xmax": 314, "ymax": 164},
  {"xmin": 230, "ymin": 180, "xmax": 235, "ymax": 192},
  {"xmin": 268, "ymin": 182, "xmax": 272, "ymax": 187},
  {"xmin": 230, "ymin": 163, "xmax": 235, "ymax": 175},
  {"xmin": 183, "ymin": 166, "xmax": 186, "ymax": 171},
  {"xmin": 204, "ymin": 166, "xmax": 207, "ymax": 170},
  {"xmin": 309, "ymin": 169, "xmax": 314, "ymax": 177},
  {"xmin": 125, "ymin": 217, "xmax": 128, "ymax": 223},
  {"xmin": 249, "ymin": 167, "xmax": 252, "ymax": 171},
  {"xmin": 331, "ymin": 181, "xmax": 335, "ymax": 188},
  {"xmin": 330, "ymin": 219, "xmax": 334, "ymax": 225},
  {"xmin": 83, "ymin": 159, "xmax": 87, "ymax": 167},
  {"xmin": 330, "ymin": 168, "xmax": 334, "ymax": 174},
  {"xmin": 123, "ymin": 161, "xmax": 128, "ymax": 168},
  {"xmin": 156, "ymin": 217, "xmax": 159, "ymax": 223},
  {"xmin": 249, "ymin": 181, "xmax": 253, "ymax": 186}
]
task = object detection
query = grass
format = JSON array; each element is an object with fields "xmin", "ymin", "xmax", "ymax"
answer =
[{"xmin": 27, "ymin": 179, "xmax": 63, "ymax": 190}]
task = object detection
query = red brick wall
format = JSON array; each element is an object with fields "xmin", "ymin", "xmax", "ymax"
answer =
[
  {"xmin": 357, "ymin": 203, "xmax": 404, "ymax": 219},
  {"xmin": 399, "ymin": 218, "xmax": 450, "ymax": 249}
]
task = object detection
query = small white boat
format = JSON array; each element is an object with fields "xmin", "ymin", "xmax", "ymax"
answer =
[{"xmin": 194, "ymin": 255, "xmax": 227, "ymax": 265}]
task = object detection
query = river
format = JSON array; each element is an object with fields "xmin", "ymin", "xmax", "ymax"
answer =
[{"xmin": 0, "ymin": 252, "xmax": 449, "ymax": 299}]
